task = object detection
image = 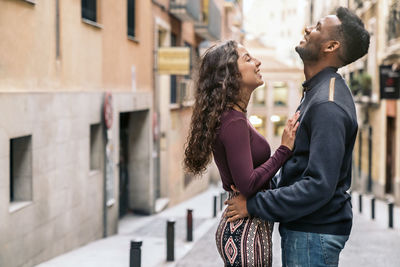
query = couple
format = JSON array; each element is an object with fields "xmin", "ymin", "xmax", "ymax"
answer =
[{"xmin": 184, "ymin": 7, "xmax": 370, "ymax": 267}]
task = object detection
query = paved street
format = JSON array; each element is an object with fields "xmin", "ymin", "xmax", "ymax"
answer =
[
  {"xmin": 36, "ymin": 186, "xmax": 400, "ymax": 267},
  {"xmin": 177, "ymin": 210, "xmax": 400, "ymax": 267}
]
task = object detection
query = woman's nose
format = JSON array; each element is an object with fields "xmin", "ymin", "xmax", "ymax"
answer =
[{"xmin": 304, "ymin": 26, "xmax": 312, "ymax": 34}]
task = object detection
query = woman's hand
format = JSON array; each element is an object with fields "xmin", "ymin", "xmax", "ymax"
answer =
[
  {"xmin": 231, "ymin": 185, "xmax": 240, "ymax": 193},
  {"xmin": 281, "ymin": 111, "xmax": 300, "ymax": 150}
]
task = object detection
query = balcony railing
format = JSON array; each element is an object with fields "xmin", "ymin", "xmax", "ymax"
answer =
[
  {"xmin": 195, "ymin": 0, "xmax": 221, "ymax": 41},
  {"xmin": 224, "ymin": 0, "xmax": 237, "ymax": 10},
  {"xmin": 169, "ymin": 0, "xmax": 201, "ymax": 22}
]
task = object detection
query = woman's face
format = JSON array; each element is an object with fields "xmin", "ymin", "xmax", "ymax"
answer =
[{"xmin": 236, "ymin": 45, "xmax": 263, "ymax": 90}]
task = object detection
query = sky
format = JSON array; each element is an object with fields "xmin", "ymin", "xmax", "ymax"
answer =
[
  {"xmin": 242, "ymin": 0, "xmax": 307, "ymax": 66},
  {"xmin": 243, "ymin": 0, "xmax": 255, "ymax": 14}
]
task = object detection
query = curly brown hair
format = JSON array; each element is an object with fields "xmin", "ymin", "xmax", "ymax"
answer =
[{"xmin": 184, "ymin": 40, "xmax": 242, "ymax": 176}]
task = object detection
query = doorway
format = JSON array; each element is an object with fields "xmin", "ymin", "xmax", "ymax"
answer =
[
  {"xmin": 118, "ymin": 110, "xmax": 152, "ymax": 218},
  {"xmin": 119, "ymin": 113, "xmax": 130, "ymax": 217},
  {"xmin": 385, "ymin": 116, "xmax": 396, "ymax": 194}
]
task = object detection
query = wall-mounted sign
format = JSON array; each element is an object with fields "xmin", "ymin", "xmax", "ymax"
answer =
[
  {"xmin": 103, "ymin": 92, "xmax": 115, "ymax": 208},
  {"xmin": 157, "ymin": 47, "xmax": 190, "ymax": 75},
  {"xmin": 380, "ymin": 65, "xmax": 400, "ymax": 99}
]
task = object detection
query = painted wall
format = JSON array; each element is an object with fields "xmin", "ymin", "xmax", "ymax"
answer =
[
  {"xmin": 101, "ymin": 0, "xmax": 153, "ymax": 91},
  {"xmin": 0, "ymin": 1, "xmax": 155, "ymax": 266}
]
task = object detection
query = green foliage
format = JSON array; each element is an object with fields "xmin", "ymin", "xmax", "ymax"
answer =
[{"xmin": 350, "ymin": 72, "xmax": 372, "ymax": 96}]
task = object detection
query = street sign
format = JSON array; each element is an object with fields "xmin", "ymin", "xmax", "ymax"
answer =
[
  {"xmin": 157, "ymin": 47, "xmax": 190, "ymax": 75},
  {"xmin": 380, "ymin": 65, "xmax": 400, "ymax": 99}
]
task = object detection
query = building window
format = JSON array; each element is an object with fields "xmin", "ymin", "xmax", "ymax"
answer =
[
  {"xmin": 179, "ymin": 79, "xmax": 188, "ymax": 103},
  {"xmin": 271, "ymin": 115, "xmax": 287, "ymax": 136},
  {"xmin": 273, "ymin": 82, "xmax": 288, "ymax": 107},
  {"xmin": 170, "ymin": 75, "xmax": 177, "ymax": 104},
  {"xmin": 388, "ymin": 0, "xmax": 400, "ymax": 41},
  {"xmin": 90, "ymin": 124, "xmax": 103, "ymax": 171},
  {"xmin": 249, "ymin": 115, "xmax": 266, "ymax": 137},
  {"xmin": 254, "ymin": 84, "xmax": 266, "ymax": 106},
  {"xmin": 10, "ymin": 136, "xmax": 33, "ymax": 203},
  {"xmin": 82, "ymin": 0, "xmax": 97, "ymax": 22},
  {"xmin": 184, "ymin": 42, "xmax": 192, "ymax": 79},
  {"xmin": 170, "ymin": 33, "xmax": 178, "ymax": 104},
  {"xmin": 127, "ymin": 0, "xmax": 136, "ymax": 37},
  {"xmin": 354, "ymin": 0, "xmax": 364, "ymax": 8}
]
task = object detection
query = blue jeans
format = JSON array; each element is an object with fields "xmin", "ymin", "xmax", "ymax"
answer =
[{"xmin": 279, "ymin": 226, "xmax": 349, "ymax": 267}]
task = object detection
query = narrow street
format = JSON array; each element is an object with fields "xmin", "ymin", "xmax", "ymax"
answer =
[
  {"xmin": 177, "ymin": 208, "xmax": 400, "ymax": 267},
  {"xmin": 36, "ymin": 186, "xmax": 400, "ymax": 267}
]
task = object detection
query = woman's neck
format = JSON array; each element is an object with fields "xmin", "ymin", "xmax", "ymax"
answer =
[
  {"xmin": 233, "ymin": 102, "xmax": 247, "ymax": 113},
  {"xmin": 234, "ymin": 88, "xmax": 251, "ymax": 113}
]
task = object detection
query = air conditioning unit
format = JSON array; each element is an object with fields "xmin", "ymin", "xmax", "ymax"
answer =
[{"xmin": 178, "ymin": 79, "xmax": 195, "ymax": 106}]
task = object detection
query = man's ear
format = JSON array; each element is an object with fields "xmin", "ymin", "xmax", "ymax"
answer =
[{"xmin": 323, "ymin": 40, "xmax": 341, "ymax": 53}]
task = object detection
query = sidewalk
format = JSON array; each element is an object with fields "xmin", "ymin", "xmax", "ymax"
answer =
[
  {"xmin": 36, "ymin": 185, "xmax": 224, "ymax": 267},
  {"xmin": 36, "ymin": 187, "xmax": 400, "ymax": 267}
]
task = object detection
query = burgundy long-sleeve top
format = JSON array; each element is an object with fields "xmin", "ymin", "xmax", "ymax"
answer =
[{"xmin": 212, "ymin": 109, "xmax": 292, "ymax": 197}]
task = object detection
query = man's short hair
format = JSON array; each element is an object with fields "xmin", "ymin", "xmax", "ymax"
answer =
[{"xmin": 336, "ymin": 7, "xmax": 370, "ymax": 66}]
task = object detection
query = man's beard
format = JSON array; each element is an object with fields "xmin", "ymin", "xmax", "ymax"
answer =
[{"xmin": 295, "ymin": 44, "xmax": 320, "ymax": 61}]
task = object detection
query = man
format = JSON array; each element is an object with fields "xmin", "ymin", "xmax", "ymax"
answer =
[{"xmin": 225, "ymin": 7, "xmax": 370, "ymax": 267}]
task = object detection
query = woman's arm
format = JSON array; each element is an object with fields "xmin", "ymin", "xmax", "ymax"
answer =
[{"xmin": 220, "ymin": 118, "xmax": 293, "ymax": 197}]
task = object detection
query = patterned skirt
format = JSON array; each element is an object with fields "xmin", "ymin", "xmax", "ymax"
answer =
[{"xmin": 215, "ymin": 193, "xmax": 273, "ymax": 267}]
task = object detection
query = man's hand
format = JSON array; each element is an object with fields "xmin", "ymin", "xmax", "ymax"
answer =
[{"xmin": 224, "ymin": 193, "xmax": 249, "ymax": 222}]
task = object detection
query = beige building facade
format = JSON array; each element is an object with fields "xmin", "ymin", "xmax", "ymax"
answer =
[
  {"xmin": 245, "ymin": 40, "xmax": 303, "ymax": 150},
  {"xmin": 243, "ymin": 0, "xmax": 305, "ymax": 148},
  {"xmin": 152, "ymin": 0, "xmax": 244, "ymax": 207},
  {"xmin": 244, "ymin": 0, "xmax": 308, "ymax": 67},
  {"xmin": 0, "ymin": 0, "xmax": 245, "ymax": 265},
  {"xmin": 308, "ymin": 0, "xmax": 400, "ymax": 204},
  {"xmin": 0, "ymin": 1, "xmax": 154, "ymax": 266},
  {"xmin": 349, "ymin": 0, "xmax": 400, "ymax": 204}
]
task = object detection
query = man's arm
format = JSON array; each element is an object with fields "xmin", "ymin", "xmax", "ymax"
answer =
[{"xmin": 227, "ymin": 102, "xmax": 350, "ymax": 222}]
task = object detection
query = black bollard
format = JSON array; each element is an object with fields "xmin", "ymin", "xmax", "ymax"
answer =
[
  {"xmin": 213, "ymin": 195, "xmax": 217, "ymax": 217},
  {"xmin": 220, "ymin": 192, "xmax": 224, "ymax": 211},
  {"xmin": 371, "ymin": 198, "xmax": 375, "ymax": 220},
  {"xmin": 130, "ymin": 239, "xmax": 142, "ymax": 267},
  {"xmin": 166, "ymin": 219, "xmax": 175, "ymax": 261},
  {"xmin": 359, "ymin": 194, "xmax": 362, "ymax": 213},
  {"xmin": 187, "ymin": 209, "xmax": 193, "ymax": 242},
  {"xmin": 388, "ymin": 202, "xmax": 394, "ymax": 228}
]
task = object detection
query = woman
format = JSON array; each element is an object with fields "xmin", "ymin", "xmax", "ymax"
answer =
[{"xmin": 184, "ymin": 40, "xmax": 299, "ymax": 266}]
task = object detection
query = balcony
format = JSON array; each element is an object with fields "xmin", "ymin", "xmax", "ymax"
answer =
[
  {"xmin": 169, "ymin": 0, "xmax": 201, "ymax": 22},
  {"xmin": 388, "ymin": 0, "xmax": 400, "ymax": 42},
  {"xmin": 224, "ymin": 0, "xmax": 237, "ymax": 10},
  {"xmin": 195, "ymin": 0, "xmax": 221, "ymax": 41}
]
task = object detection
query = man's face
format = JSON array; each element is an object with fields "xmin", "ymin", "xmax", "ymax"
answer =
[{"xmin": 295, "ymin": 15, "xmax": 341, "ymax": 62}]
